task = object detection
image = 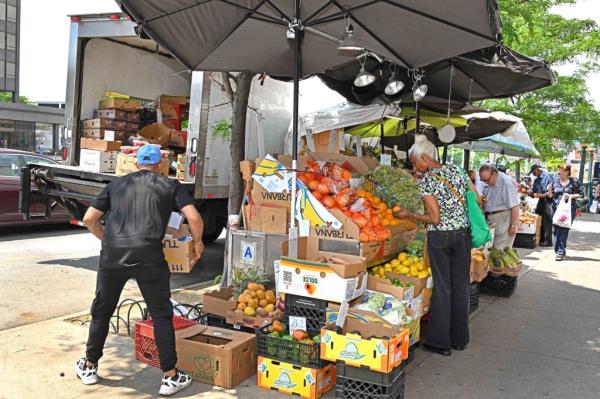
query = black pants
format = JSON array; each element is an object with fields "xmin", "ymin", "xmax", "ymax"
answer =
[
  {"xmin": 426, "ymin": 228, "xmax": 471, "ymax": 349},
  {"xmin": 85, "ymin": 264, "xmax": 176, "ymax": 372},
  {"xmin": 535, "ymin": 198, "xmax": 553, "ymax": 245}
]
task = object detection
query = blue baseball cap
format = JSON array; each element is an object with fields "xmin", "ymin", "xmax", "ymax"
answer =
[{"xmin": 137, "ymin": 145, "xmax": 162, "ymax": 165}]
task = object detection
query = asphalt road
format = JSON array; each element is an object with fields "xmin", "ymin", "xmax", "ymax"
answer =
[{"xmin": 0, "ymin": 224, "xmax": 224, "ymax": 331}]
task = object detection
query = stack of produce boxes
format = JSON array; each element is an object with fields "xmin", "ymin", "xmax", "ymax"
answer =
[
  {"xmin": 79, "ymin": 97, "xmax": 142, "ymax": 173},
  {"xmin": 158, "ymin": 95, "xmax": 189, "ymax": 131},
  {"xmin": 256, "ymin": 237, "xmax": 371, "ymax": 399}
]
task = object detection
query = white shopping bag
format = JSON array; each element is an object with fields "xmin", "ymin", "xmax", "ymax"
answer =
[
  {"xmin": 590, "ymin": 200, "xmax": 598, "ymax": 214},
  {"xmin": 552, "ymin": 195, "xmax": 573, "ymax": 228}
]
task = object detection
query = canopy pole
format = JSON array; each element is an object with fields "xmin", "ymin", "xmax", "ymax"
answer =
[
  {"xmin": 380, "ymin": 120, "xmax": 385, "ymax": 153},
  {"xmin": 442, "ymin": 144, "xmax": 449, "ymax": 163},
  {"xmin": 463, "ymin": 149, "xmax": 471, "ymax": 170},
  {"xmin": 289, "ymin": 0, "xmax": 302, "ymax": 251},
  {"xmin": 415, "ymin": 101, "xmax": 421, "ymax": 135},
  {"xmin": 515, "ymin": 160, "xmax": 521, "ymax": 181}
]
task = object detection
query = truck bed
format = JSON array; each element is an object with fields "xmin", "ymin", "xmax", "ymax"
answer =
[{"xmin": 26, "ymin": 163, "xmax": 194, "ymax": 201}]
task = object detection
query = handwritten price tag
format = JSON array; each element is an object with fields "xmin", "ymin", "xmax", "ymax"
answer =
[{"xmin": 289, "ymin": 316, "xmax": 307, "ymax": 334}]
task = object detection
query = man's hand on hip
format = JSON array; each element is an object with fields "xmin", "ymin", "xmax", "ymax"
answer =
[{"xmin": 508, "ymin": 225, "xmax": 518, "ymax": 236}]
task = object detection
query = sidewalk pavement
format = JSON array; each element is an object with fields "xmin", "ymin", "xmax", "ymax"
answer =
[{"xmin": 1, "ymin": 215, "xmax": 599, "ymax": 399}]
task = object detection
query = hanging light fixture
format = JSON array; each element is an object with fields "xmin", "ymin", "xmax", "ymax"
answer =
[
  {"xmin": 410, "ymin": 69, "xmax": 427, "ymax": 102},
  {"xmin": 438, "ymin": 64, "xmax": 456, "ymax": 144},
  {"xmin": 385, "ymin": 63, "xmax": 404, "ymax": 96},
  {"xmin": 338, "ymin": 13, "xmax": 363, "ymax": 55},
  {"xmin": 354, "ymin": 56, "xmax": 375, "ymax": 87}
]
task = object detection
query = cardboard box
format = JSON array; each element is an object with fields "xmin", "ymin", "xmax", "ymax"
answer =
[
  {"xmin": 243, "ymin": 204, "xmax": 288, "ymax": 234},
  {"xmin": 79, "ymin": 149, "xmax": 117, "ymax": 173},
  {"xmin": 170, "ymin": 130, "xmax": 187, "ymax": 147},
  {"xmin": 385, "ymin": 272, "xmax": 431, "ymax": 298},
  {"xmin": 80, "ymin": 138, "xmax": 122, "ymax": 152},
  {"xmin": 99, "ymin": 98, "xmax": 142, "ymax": 110},
  {"xmin": 163, "ymin": 225, "xmax": 195, "ymax": 273},
  {"xmin": 517, "ymin": 214, "xmax": 540, "ymax": 235},
  {"xmin": 202, "ymin": 287, "xmax": 236, "ymax": 317},
  {"xmin": 159, "ymin": 95, "xmax": 189, "ymax": 105},
  {"xmin": 175, "ymin": 325, "xmax": 256, "ymax": 389},
  {"xmin": 162, "ymin": 119, "xmax": 181, "ymax": 130},
  {"xmin": 367, "ymin": 275, "xmax": 415, "ymax": 300},
  {"xmin": 202, "ymin": 288, "xmax": 275, "ymax": 329},
  {"xmin": 82, "ymin": 128, "xmax": 129, "ymax": 141},
  {"xmin": 470, "ymin": 256, "xmax": 490, "ymax": 283},
  {"xmin": 250, "ymin": 184, "xmax": 292, "ymax": 208},
  {"xmin": 320, "ymin": 326, "xmax": 409, "ymax": 373},
  {"xmin": 405, "ymin": 288, "xmax": 432, "ymax": 318},
  {"xmin": 116, "ymin": 153, "xmax": 168, "ymax": 177},
  {"xmin": 93, "ymin": 108, "xmax": 127, "ymax": 120},
  {"xmin": 303, "ymin": 129, "xmax": 344, "ymax": 153},
  {"xmin": 406, "ymin": 316, "xmax": 421, "ymax": 347},
  {"xmin": 127, "ymin": 122, "xmax": 140, "ymax": 132},
  {"xmin": 279, "ymin": 238, "xmax": 368, "ymax": 303},
  {"xmin": 257, "ymin": 357, "xmax": 335, "ymax": 399},
  {"xmin": 82, "ymin": 118, "xmax": 127, "ymax": 130},
  {"xmin": 138, "ymin": 123, "xmax": 173, "ymax": 146}
]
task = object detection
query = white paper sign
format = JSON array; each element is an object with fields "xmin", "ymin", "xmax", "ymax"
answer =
[
  {"xmin": 289, "ymin": 316, "xmax": 307, "ymax": 334},
  {"xmin": 241, "ymin": 241, "xmax": 256, "ymax": 265},
  {"xmin": 335, "ymin": 301, "xmax": 350, "ymax": 328},
  {"xmin": 380, "ymin": 154, "xmax": 392, "ymax": 166},
  {"xmin": 167, "ymin": 212, "xmax": 183, "ymax": 230}
]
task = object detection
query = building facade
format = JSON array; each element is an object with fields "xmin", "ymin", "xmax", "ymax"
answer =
[
  {"xmin": 0, "ymin": 102, "xmax": 65, "ymax": 158},
  {"xmin": 0, "ymin": 0, "xmax": 19, "ymax": 99}
]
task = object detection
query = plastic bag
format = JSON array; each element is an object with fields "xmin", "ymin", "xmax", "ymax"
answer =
[
  {"xmin": 552, "ymin": 195, "xmax": 573, "ymax": 228},
  {"xmin": 590, "ymin": 200, "xmax": 598, "ymax": 214},
  {"xmin": 467, "ymin": 191, "xmax": 492, "ymax": 248}
]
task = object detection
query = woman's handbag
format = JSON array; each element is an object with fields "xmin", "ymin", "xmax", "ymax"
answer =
[
  {"xmin": 431, "ymin": 173, "xmax": 492, "ymax": 248},
  {"xmin": 552, "ymin": 195, "xmax": 573, "ymax": 228}
]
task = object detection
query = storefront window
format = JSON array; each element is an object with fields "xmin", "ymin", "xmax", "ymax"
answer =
[
  {"xmin": 0, "ymin": 118, "xmax": 15, "ymax": 149},
  {"xmin": 35, "ymin": 123, "xmax": 53, "ymax": 155},
  {"xmin": 15, "ymin": 120, "xmax": 34, "ymax": 151}
]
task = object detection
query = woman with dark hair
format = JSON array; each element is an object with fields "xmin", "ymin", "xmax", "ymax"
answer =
[{"xmin": 550, "ymin": 165, "xmax": 583, "ymax": 261}]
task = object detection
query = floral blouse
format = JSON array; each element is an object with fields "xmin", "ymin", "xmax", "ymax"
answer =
[
  {"xmin": 420, "ymin": 164, "xmax": 469, "ymax": 231},
  {"xmin": 551, "ymin": 177, "xmax": 583, "ymax": 212}
]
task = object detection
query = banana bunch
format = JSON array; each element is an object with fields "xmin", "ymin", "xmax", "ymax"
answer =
[{"xmin": 489, "ymin": 247, "xmax": 522, "ymax": 270}]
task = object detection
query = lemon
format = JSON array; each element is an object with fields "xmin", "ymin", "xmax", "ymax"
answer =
[
  {"xmin": 417, "ymin": 271, "xmax": 428, "ymax": 279},
  {"xmin": 427, "ymin": 268, "xmax": 432, "ymax": 276},
  {"xmin": 400, "ymin": 266, "xmax": 410, "ymax": 275},
  {"xmin": 417, "ymin": 262, "xmax": 426, "ymax": 271},
  {"xmin": 378, "ymin": 268, "xmax": 386, "ymax": 277},
  {"xmin": 410, "ymin": 265, "xmax": 418, "ymax": 274},
  {"xmin": 410, "ymin": 269, "xmax": 420, "ymax": 277},
  {"xmin": 391, "ymin": 259, "xmax": 400, "ymax": 267},
  {"xmin": 398, "ymin": 252, "xmax": 408, "ymax": 261},
  {"xmin": 384, "ymin": 264, "xmax": 392, "ymax": 272},
  {"xmin": 402, "ymin": 259, "xmax": 412, "ymax": 267}
]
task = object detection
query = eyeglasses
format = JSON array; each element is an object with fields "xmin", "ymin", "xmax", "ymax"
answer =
[{"xmin": 480, "ymin": 172, "xmax": 497, "ymax": 184}]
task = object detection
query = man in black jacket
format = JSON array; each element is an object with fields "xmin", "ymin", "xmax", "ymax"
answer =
[{"xmin": 74, "ymin": 145, "xmax": 204, "ymax": 396}]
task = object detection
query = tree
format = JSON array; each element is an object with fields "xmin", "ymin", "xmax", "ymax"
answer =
[
  {"xmin": 483, "ymin": 0, "xmax": 600, "ymax": 160},
  {"xmin": 0, "ymin": 91, "xmax": 28, "ymax": 103},
  {"xmin": 217, "ymin": 72, "xmax": 254, "ymax": 215}
]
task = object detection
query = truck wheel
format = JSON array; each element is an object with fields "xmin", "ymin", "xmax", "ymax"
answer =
[{"xmin": 203, "ymin": 227, "xmax": 224, "ymax": 244}]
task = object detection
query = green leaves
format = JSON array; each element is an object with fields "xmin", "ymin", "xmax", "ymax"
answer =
[{"xmin": 487, "ymin": 0, "xmax": 600, "ymax": 159}]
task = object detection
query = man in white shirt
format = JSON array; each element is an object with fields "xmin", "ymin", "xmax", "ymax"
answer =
[{"xmin": 479, "ymin": 164, "xmax": 520, "ymax": 249}]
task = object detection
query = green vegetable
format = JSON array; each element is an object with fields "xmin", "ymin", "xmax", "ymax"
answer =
[
  {"xmin": 370, "ymin": 166, "xmax": 423, "ymax": 213},
  {"xmin": 312, "ymin": 335, "xmax": 321, "ymax": 344}
]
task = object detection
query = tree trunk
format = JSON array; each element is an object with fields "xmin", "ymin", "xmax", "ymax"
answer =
[{"xmin": 227, "ymin": 71, "xmax": 253, "ymax": 215}]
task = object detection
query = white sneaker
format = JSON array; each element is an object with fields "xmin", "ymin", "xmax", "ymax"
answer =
[
  {"xmin": 75, "ymin": 358, "xmax": 99, "ymax": 385},
  {"xmin": 159, "ymin": 369, "xmax": 192, "ymax": 396}
]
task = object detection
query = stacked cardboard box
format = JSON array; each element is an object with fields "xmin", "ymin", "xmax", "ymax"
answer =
[
  {"xmin": 158, "ymin": 95, "xmax": 189, "ymax": 131},
  {"xmin": 79, "ymin": 98, "xmax": 143, "ymax": 172}
]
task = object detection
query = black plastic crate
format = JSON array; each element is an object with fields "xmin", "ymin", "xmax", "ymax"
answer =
[
  {"xmin": 419, "ymin": 313, "xmax": 431, "ymax": 342},
  {"xmin": 284, "ymin": 294, "xmax": 328, "ymax": 332},
  {"xmin": 200, "ymin": 313, "xmax": 255, "ymax": 333},
  {"xmin": 469, "ymin": 282, "xmax": 480, "ymax": 314},
  {"xmin": 404, "ymin": 344, "xmax": 417, "ymax": 366},
  {"xmin": 336, "ymin": 362, "xmax": 405, "ymax": 399},
  {"xmin": 480, "ymin": 273, "xmax": 518, "ymax": 297},
  {"xmin": 256, "ymin": 314, "xmax": 327, "ymax": 369},
  {"xmin": 514, "ymin": 233, "xmax": 537, "ymax": 249}
]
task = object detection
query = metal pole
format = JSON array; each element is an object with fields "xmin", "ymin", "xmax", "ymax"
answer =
[
  {"xmin": 579, "ymin": 146, "xmax": 587, "ymax": 183},
  {"xmin": 463, "ymin": 149, "xmax": 470, "ymax": 170},
  {"xmin": 515, "ymin": 160, "xmax": 521, "ymax": 181},
  {"xmin": 380, "ymin": 120, "xmax": 385, "ymax": 153},
  {"xmin": 442, "ymin": 144, "xmax": 448, "ymax": 163},
  {"xmin": 415, "ymin": 101, "xmax": 421, "ymax": 136},
  {"xmin": 588, "ymin": 148, "xmax": 594, "ymax": 199},
  {"xmin": 289, "ymin": 0, "xmax": 302, "ymax": 251}
]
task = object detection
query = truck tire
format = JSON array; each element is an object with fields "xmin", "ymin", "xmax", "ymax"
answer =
[{"xmin": 202, "ymin": 226, "xmax": 224, "ymax": 244}]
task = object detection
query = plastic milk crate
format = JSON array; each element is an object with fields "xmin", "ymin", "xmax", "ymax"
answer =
[
  {"xmin": 469, "ymin": 282, "xmax": 480, "ymax": 314},
  {"xmin": 284, "ymin": 294, "xmax": 329, "ymax": 332},
  {"xmin": 335, "ymin": 362, "xmax": 405, "ymax": 399},
  {"xmin": 134, "ymin": 316, "xmax": 196, "ymax": 368}
]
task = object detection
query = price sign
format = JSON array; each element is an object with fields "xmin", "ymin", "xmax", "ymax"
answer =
[{"xmin": 289, "ymin": 316, "xmax": 307, "ymax": 334}]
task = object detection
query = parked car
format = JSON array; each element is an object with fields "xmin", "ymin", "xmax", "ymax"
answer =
[{"xmin": 0, "ymin": 149, "xmax": 70, "ymax": 227}]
